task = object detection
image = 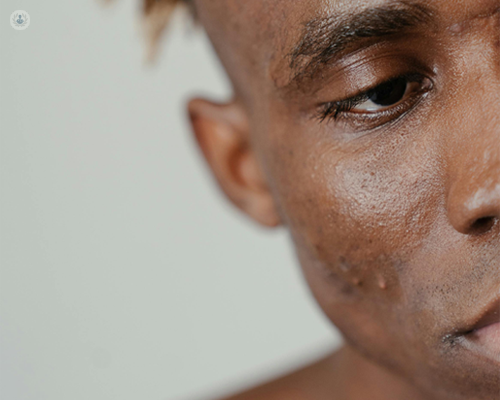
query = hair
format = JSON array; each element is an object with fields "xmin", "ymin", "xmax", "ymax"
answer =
[
  {"xmin": 104, "ymin": 0, "xmax": 188, "ymax": 61},
  {"xmin": 140, "ymin": 0, "xmax": 195, "ymax": 61}
]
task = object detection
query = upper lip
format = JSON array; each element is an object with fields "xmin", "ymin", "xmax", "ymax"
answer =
[{"xmin": 463, "ymin": 293, "xmax": 500, "ymax": 334}]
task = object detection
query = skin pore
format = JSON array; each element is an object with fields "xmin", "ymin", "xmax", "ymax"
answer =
[{"xmin": 182, "ymin": 0, "xmax": 500, "ymax": 399}]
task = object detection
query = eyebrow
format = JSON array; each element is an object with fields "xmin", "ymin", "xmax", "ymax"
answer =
[{"xmin": 285, "ymin": 0, "xmax": 435, "ymax": 88}]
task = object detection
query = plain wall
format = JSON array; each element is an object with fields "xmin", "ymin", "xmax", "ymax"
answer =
[{"xmin": 0, "ymin": 1, "xmax": 342, "ymax": 399}]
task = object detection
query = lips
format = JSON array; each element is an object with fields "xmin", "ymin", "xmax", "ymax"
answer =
[
  {"xmin": 454, "ymin": 292, "xmax": 500, "ymax": 335},
  {"xmin": 468, "ymin": 297, "xmax": 500, "ymax": 333},
  {"xmin": 459, "ymin": 293, "xmax": 500, "ymax": 362}
]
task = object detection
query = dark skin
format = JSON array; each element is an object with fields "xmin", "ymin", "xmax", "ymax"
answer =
[{"xmin": 185, "ymin": 1, "xmax": 500, "ymax": 399}]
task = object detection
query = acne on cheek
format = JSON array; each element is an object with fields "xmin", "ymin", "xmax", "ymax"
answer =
[
  {"xmin": 286, "ymin": 198, "xmax": 397, "ymax": 299},
  {"xmin": 310, "ymin": 237, "xmax": 399, "ymax": 297},
  {"xmin": 302, "ymin": 161, "xmax": 438, "ymax": 299},
  {"xmin": 289, "ymin": 215, "xmax": 367, "ymax": 298},
  {"xmin": 272, "ymin": 129, "xmax": 438, "ymax": 300},
  {"xmin": 338, "ymin": 256, "xmax": 386, "ymax": 289},
  {"xmin": 290, "ymin": 225, "xmax": 404, "ymax": 308}
]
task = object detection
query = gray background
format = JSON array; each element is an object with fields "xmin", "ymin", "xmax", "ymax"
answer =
[{"xmin": 0, "ymin": 1, "xmax": 341, "ymax": 399}]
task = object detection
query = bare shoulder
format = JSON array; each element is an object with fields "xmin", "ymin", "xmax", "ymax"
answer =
[
  {"xmin": 219, "ymin": 386, "xmax": 308, "ymax": 400},
  {"xmin": 214, "ymin": 350, "xmax": 340, "ymax": 400}
]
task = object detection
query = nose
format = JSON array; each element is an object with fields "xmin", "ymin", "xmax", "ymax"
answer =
[
  {"xmin": 445, "ymin": 52, "xmax": 500, "ymax": 234},
  {"xmin": 447, "ymin": 153, "xmax": 500, "ymax": 235},
  {"xmin": 448, "ymin": 183, "xmax": 500, "ymax": 234}
]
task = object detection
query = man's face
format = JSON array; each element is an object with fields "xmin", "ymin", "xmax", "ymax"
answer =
[{"xmin": 193, "ymin": 0, "xmax": 500, "ymax": 398}]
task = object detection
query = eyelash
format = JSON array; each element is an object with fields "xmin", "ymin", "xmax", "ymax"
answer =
[{"xmin": 316, "ymin": 72, "xmax": 432, "ymax": 124}]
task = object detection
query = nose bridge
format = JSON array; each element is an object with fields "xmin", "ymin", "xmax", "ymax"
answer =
[{"xmin": 446, "ymin": 104, "xmax": 500, "ymax": 234}]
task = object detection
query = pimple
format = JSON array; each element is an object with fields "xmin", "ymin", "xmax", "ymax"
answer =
[
  {"xmin": 377, "ymin": 275, "xmax": 387, "ymax": 290},
  {"xmin": 448, "ymin": 22, "xmax": 466, "ymax": 34},
  {"xmin": 448, "ymin": 7, "xmax": 500, "ymax": 36}
]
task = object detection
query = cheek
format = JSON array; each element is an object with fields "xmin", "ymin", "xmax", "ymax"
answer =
[
  {"xmin": 263, "ymin": 127, "xmax": 446, "ymax": 377},
  {"xmin": 270, "ymin": 128, "xmax": 444, "ymax": 303}
]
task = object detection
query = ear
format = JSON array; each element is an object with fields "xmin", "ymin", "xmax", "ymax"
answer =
[{"xmin": 187, "ymin": 97, "xmax": 281, "ymax": 228}]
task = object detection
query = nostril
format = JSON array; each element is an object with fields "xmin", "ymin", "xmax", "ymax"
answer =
[
  {"xmin": 469, "ymin": 216, "xmax": 497, "ymax": 234},
  {"xmin": 447, "ymin": 183, "xmax": 500, "ymax": 235}
]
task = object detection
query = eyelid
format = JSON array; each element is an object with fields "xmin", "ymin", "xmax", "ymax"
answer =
[{"xmin": 317, "ymin": 72, "xmax": 431, "ymax": 122}]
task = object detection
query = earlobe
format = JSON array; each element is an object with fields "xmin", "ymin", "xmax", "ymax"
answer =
[{"xmin": 187, "ymin": 97, "xmax": 281, "ymax": 228}]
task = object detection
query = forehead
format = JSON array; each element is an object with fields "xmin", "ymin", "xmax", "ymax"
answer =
[{"xmin": 195, "ymin": 0, "xmax": 499, "ymax": 94}]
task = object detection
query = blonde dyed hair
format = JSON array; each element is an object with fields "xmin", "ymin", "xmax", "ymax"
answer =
[
  {"xmin": 142, "ymin": 0, "xmax": 194, "ymax": 61},
  {"xmin": 102, "ymin": 0, "xmax": 195, "ymax": 61}
]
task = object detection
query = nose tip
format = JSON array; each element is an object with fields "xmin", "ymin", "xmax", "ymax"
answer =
[{"xmin": 447, "ymin": 184, "xmax": 500, "ymax": 235}]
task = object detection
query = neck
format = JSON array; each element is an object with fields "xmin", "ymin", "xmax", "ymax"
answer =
[{"xmin": 326, "ymin": 344, "xmax": 434, "ymax": 400}]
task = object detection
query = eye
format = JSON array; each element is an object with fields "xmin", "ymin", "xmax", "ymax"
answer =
[
  {"xmin": 317, "ymin": 73, "xmax": 433, "ymax": 124},
  {"xmin": 354, "ymin": 76, "xmax": 415, "ymax": 112}
]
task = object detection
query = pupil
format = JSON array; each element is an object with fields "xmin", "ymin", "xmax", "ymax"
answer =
[{"xmin": 368, "ymin": 77, "xmax": 407, "ymax": 107}]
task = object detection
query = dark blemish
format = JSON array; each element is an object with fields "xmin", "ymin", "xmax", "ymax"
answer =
[
  {"xmin": 353, "ymin": 277, "xmax": 362, "ymax": 286},
  {"xmin": 340, "ymin": 282, "xmax": 354, "ymax": 296},
  {"xmin": 441, "ymin": 333, "xmax": 461, "ymax": 350},
  {"xmin": 323, "ymin": 270, "xmax": 354, "ymax": 296},
  {"xmin": 392, "ymin": 259, "xmax": 405, "ymax": 273},
  {"xmin": 288, "ymin": 150, "xmax": 294, "ymax": 156}
]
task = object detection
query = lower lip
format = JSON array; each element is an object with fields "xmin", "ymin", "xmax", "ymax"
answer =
[{"xmin": 463, "ymin": 322, "xmax": 500, "ymax": 362}]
